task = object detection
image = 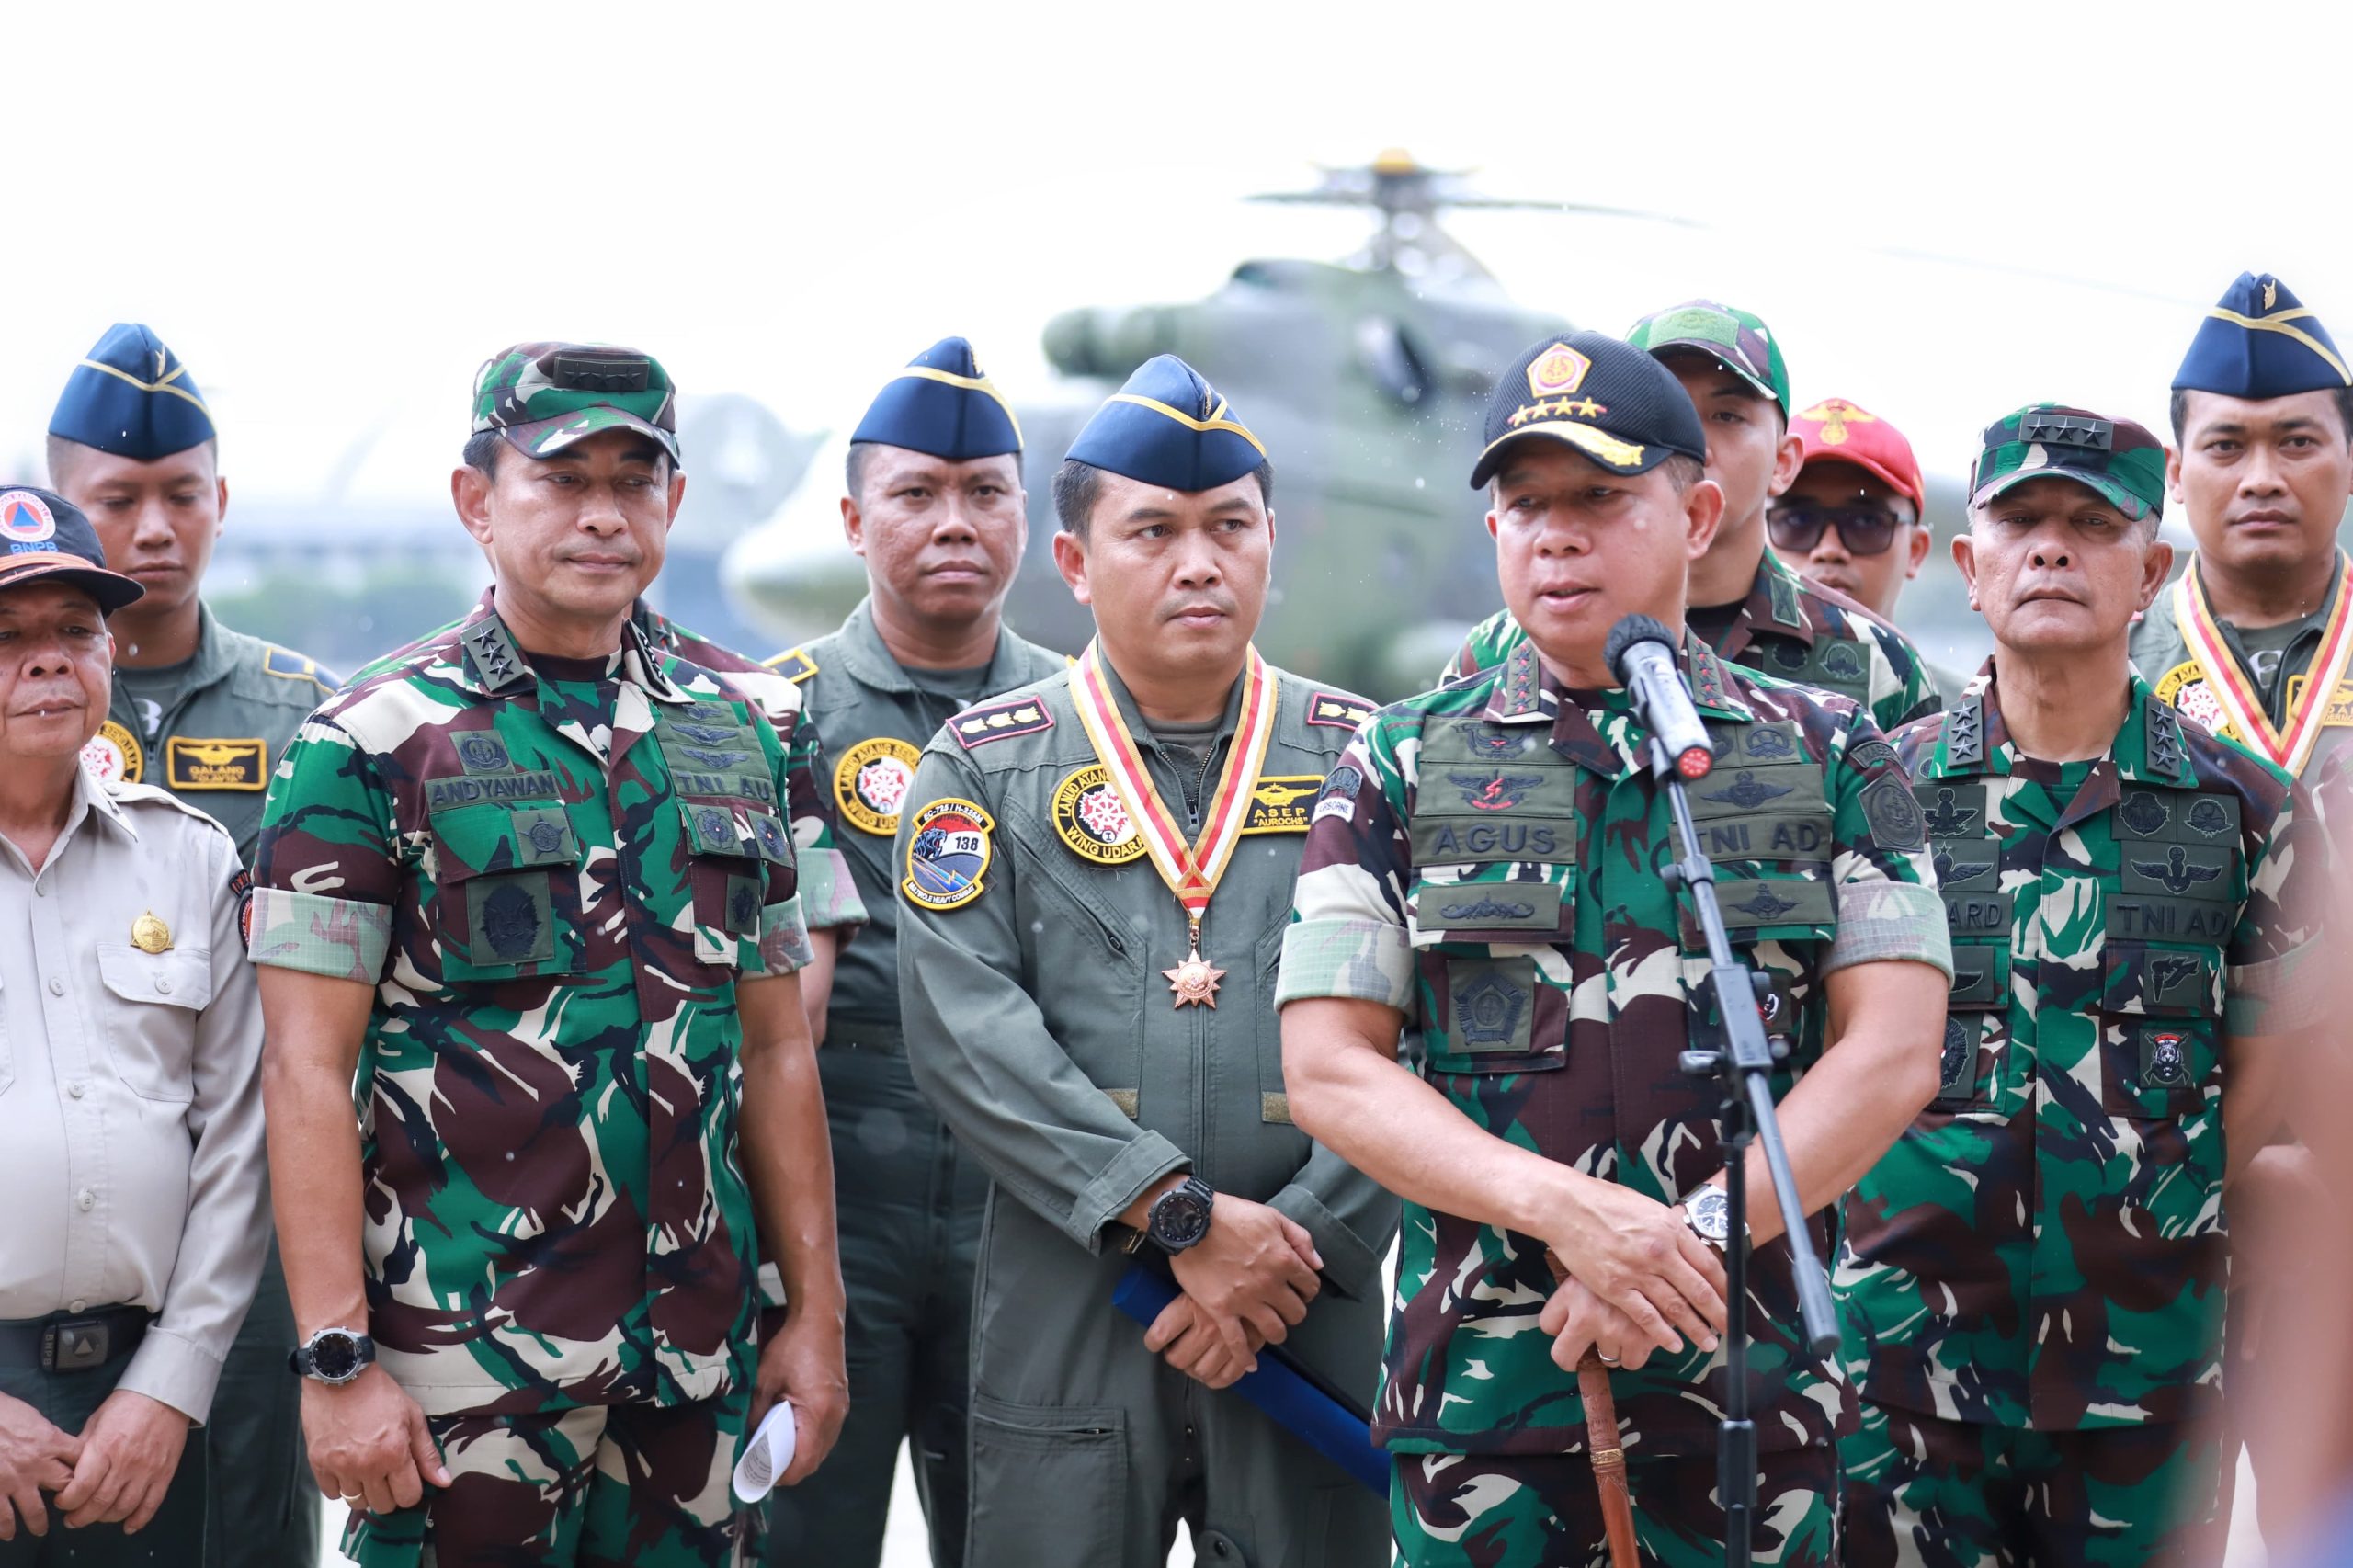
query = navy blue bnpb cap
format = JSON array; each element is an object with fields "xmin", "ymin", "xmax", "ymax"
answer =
[
  {"xmin": 1470, "ymin": 332, "xmax": 1709, "ymax": 489},
  {"xmin": 850, "ymin": 337, "xmax": 1023, "ymax": 460},
  {"xmin": 49, "ymin": 324, "xmax": 217, "ymax": 461},
  {"xmin": 1066, "ymin": 355, "xmax": 1267, "ymax": 493},
  {"xmin": 0, "ymin": 487, "xmax": 144, "ymax": 612},
  {"xmin": 2174, "ymin": 273, "xmax": 2350, "ymax": 398}
]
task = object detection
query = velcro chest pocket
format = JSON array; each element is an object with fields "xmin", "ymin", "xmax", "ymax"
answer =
[
  {"xmin": 677, "ymin": 799, "xmax": 792, "ymax": 966},
  {"xmin": 427, "ymin": 801, "xmax": 585, "ymax": 978},
  {"xmin": 1407, "ymin": 718, "xmax": 1578, "ymax": 946}
]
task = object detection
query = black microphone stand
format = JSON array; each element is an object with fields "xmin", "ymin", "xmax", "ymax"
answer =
[{"xmin": 1639, "ymin": 732, "xmax": 1842, "ymax": 1568}]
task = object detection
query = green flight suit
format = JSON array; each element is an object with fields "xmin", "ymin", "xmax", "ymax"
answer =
[
  {"xmin": 760, "ymin": 600, "xmax": 1063, "ymax": 1568},
  {"xmin": 88, "ymin": 604, "xmax": 336, "ymax": 1568},
  {"xmin": 896, "ymin": 659, "xmax": 1396, "ymax": 1568}
]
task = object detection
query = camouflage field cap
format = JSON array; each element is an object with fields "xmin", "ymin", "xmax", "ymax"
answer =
[
  {"xmin": 1969, "ymin": 403, "xmax": 2165, "ymax": 522},
  {"xmin": 1626, "ymin": 300, "xmax": 1791, "ymax": 417},
  {"xmin": 472, "ymin": 342, "xmax": 681, "ymax": 466}
]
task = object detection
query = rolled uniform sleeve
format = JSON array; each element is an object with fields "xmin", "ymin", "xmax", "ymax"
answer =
[
  {"xmin": 124, "ymin": 829, "xmax": 269, "ymax": 1422},
  {"xmin": 1276, "ymin": 728, "xmax": 1415, "ymax": 1010},
  {"xmin": 897, "ymin": 746, "xmax": 1189, "ymax": 1250},
  {"xmin": 2225, "ymin": 778, "xmax": 2327, "ymax": 1036},
  {"xmin": 249, "ymin": 715, "xmax": 399, "ymax": 980},
  {"xmin": 1823, "ymin": 713, "xmax": 1952, "ymax": 981}
]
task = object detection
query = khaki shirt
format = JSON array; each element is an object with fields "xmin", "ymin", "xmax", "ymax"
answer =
[{"xmin": 0, "ymin": 765, "xmax": 268, "ymax": 1422}]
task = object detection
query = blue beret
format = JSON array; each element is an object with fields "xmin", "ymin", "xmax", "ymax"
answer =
[
  {"xmin": 849, "ymin": 337, "xmax": 1022, "ymax": 460},
  {"xmin": 49, "ymin": 324, "xmax": 216, "ymax": 460},
  {"xmin": 1066, "ymin": 355, "xmax": 1267, "ymax": 492},
  {"xmin": 2174, "ymin": 273, "xmax": 2350, "ymax": 398}
]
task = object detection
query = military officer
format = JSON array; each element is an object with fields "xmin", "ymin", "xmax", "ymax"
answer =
[
  {"xmin": 1837, "ymin": 406, "xmax": 2326, "ymax": 1566},
  {"xmin": 1448, "ymin": 303, "xmax": 1942, "ymax": 736},
  {"xmin": 45, "ymin": 322, "xmax": 337, "ymax": 1568},
  {"xmin": 895, "ymin": 355, "xmax": 1396, "ymax": 1568},
  {"xmin": 751, "ymin": 338, "xmax": 1063, "ymax": 1568},
  {"xmin": 2134, "ymin": 273, "xmax": 2353, "ymax": 780},
  {"xmin": 47, "ymin": 324, "xmax": 341, "ymax": 863},
  {"xmin": 1281, "ymin": 332, "xmax": 1952, "ymax": 1567},
  {"xmin": 1768, "ymin": 399, "xmax": 1931, "ymax": 625},
  {"xmin": 2129, "ymin": 273, "xmax": 2353, "ymax": 1535},
  {"xmin": 0, "ymin": 489, "xmax": 269, "ymax": 1560},
  {"xmin": 250, "ymin": 343, "xmax": 847, "ymax": 1565}
]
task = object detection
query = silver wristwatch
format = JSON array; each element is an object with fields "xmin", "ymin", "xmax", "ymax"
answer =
[{"xmin": 1680, "ymin": 1185, "xmax": 1740, "ymax": 1252}]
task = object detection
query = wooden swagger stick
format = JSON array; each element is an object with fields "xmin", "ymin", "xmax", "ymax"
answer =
[{"xmin": 1547, "ymin": 1249, "xmax": 1639, "ymax": 1568}]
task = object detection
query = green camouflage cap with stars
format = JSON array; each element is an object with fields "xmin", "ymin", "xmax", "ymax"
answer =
[
  {"xmin": 472, "ymin": 342, "xmax": 681, "ymax": 465},
  {"xmin": 1626, "ymin": 299, "xmax": 1790, "ymax": 418},
  {"xmin": 1969, "ymin": 403, "xmax": 2166, "ymax": 522}
]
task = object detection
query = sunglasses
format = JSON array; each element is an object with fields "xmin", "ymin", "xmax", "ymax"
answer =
[{"xmin": 1766, "ymin": 504, "xmax": 1908, "ymax": 557}]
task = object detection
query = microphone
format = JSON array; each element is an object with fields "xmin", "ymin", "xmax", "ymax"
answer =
[{"xmin": 1605, "ymin": 614, "xmax": 1715, "ymax": 780}]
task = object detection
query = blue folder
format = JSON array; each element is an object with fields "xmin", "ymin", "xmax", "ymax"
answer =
[{"xmin": 1112, "ymin": 1263, "xmax": 1389, "ymax": 1496}]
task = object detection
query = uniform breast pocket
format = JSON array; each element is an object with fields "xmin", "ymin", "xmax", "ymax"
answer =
[
  {"xmin": 427, "ymin": 802, "xmax": 588, "ymax": 981},
  {"xmin": 95, "ymin": 945, "xmax": 214, "ymax": 1104},
  {"xmin": 679, "ymin": 800, "xmax": 792, "ymax": 970},
  {"xmin": 2098, "ymin": 940, "xmax": 2221, "ymax": 1119},
  {"xmin": 1935, "ymin": 941, "xmax": 2012, "ymax": 1109},
  {"xmin": 1426, "ymin": 953, "xmax": 1563, "ymax": 1077}
]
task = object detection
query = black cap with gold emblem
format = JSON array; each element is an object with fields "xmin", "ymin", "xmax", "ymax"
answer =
[{"xmin": 1469, "ymin": 330, "xmax": 1709, "ymax": 489}]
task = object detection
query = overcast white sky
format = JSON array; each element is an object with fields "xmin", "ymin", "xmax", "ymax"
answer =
[{"xmin": 9, "ymin": 4, "xmax": 2352, "ymax": 520}]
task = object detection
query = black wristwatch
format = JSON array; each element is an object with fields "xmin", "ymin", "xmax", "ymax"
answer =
[
  {"xmin": 1146, "ymin": 1176, "xmax": 1217, "ymax": 1255},
  {"xmin": 288, "ymin": 1326, "xmax": 376, "ymax": 1385}
]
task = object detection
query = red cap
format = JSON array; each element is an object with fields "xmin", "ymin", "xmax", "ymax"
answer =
[{"xmin": 1791, "ymin": 398, "xmax": 1925, "ymax": 510}]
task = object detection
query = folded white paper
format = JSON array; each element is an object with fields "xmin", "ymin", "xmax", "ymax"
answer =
[{"xmin": 732, "ymin": 1401, "xmax": 800, "ymax": 1504}]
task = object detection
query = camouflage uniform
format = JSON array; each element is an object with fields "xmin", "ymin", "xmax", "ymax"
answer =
[
  {"xmin": 251, "ymin": 594, "xmax": 813, "ymax": 1567},
  {"xmin": 635, "ymin": 603, "xmax": 864, "ymax": 934},
  {"xmin": 754, "ymin": 597, "xmax": 1062, "ymax": 1568},
  {"xmin": 1446, "ymin": 548, "xmax": 1941, "ymax": 736},
  {"xmin": 1279, "ymin": 635, "xmax": 1951, "ymax": 1567},
  {"xmin": 1836, "ymin": 670, "xmax": 2325, "ymax": 1567},
  {"xmin": 894, "ymin": 658, "xmax": 1396, "ymax": 1568}
]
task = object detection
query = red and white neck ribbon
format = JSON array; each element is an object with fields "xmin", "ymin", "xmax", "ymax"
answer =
[
  {"xmin": 1069, "ymin": 640, "xmax": 1279, "ymax": 927},
  {"xmin": 2172, "ymin": 551, "xmax": 2353, "ymax": 775}
]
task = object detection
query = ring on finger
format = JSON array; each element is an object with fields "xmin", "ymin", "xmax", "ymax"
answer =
[{"xmin": 1597, "ymin": 1353, "xmax": 1620, "ymax": 1367}]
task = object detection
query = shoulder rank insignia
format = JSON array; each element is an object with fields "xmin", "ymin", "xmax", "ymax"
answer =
[
  {"xmin": 1946, "ymin": 695, "xmax": 1984, "ymax": 769},
  {"xmin": 1306, "ymin": 691, "xmax": 1374, "ymax": 729},
  {"xmin": 950, "ymin": 697, "xmax": 1053, "ymax": 749},
  {"xmin": 262, "ymin": 645, "xmax": 338, "ymax": 689},
  {"xmin": 764, "ymin": 647, "xmax": 819, "ymax": 685}
]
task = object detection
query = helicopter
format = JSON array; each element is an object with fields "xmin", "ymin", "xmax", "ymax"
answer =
[
  {"xmin": 727, "ymin": 153, "xmax": 1605, "ymax": 697},
  {"xmin": 720, "ymin": 153, "xmax": 2063, "ymax": 698}
]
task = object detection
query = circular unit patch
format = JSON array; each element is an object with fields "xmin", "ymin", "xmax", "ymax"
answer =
[
  {"xmin": 902, "ymin": 798, "xmax": 995, "ymax": 910},
  {"xmin": 1051, "ymin": 765, "xmax": 1145, "ymax": 866},
  {"xmin": 2154, "ymin": 662, "xmax": 2233, "ymax": 741},
  {"xmin": 834, "ymin": 736, "xmax": 922, "ymax": 836},
  {"xmin": 81, "ymin": 719, "xmax": 144, "ymax": 783}
]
